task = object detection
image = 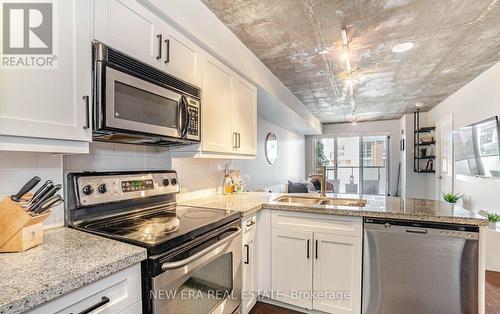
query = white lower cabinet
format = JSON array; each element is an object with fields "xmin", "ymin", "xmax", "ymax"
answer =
[
  {"xmin": 270, "ymin": 211, "xmax": 362, "ymax": 314},
  {"xmin": 313, "ymin": 232, "xmax": 362, "ymax": 314},
  {"xmin": 271, "ymin": 228, "xmax": 313, "ymax": 309},
  {"xmin": 27, "ymin": 264, "xmax": 142, "ymax": 314},
  {"xmin": 242, "ymin": 215, "xmax": 258, "ymax": 314}
]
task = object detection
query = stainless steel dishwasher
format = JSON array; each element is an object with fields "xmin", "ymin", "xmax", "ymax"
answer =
[{"xmin": 362, "ymin": 218, "xmax": 479, "ymax": 314}]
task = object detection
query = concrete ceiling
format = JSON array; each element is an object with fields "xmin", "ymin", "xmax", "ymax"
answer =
[{"xmin": 202, "ymin": 0, "xmax": 500, "ymax": 123}]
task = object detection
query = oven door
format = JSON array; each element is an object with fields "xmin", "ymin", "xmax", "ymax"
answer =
[
  {"xmin": 103, "ymin": 66, "xmax": 189, "ymax": 139},
  {"xmin": 151, "ymin": 225, "xmax": 242, "ymax": 314}
]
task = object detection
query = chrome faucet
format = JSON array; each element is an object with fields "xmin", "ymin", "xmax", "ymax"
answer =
[{"xmin": 309, "ymin": 165, "xmax": 327, "ymax": 198}]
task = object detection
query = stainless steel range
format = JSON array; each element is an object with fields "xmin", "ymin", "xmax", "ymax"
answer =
[{"xmin": 65, "ymin": 170, "xmax": 242, "ymax": 314}]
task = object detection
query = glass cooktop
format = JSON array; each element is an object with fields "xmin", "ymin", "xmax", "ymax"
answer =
[{"xmin": 80, "ymin": 205, "xmax": 239, "ymax": 253}]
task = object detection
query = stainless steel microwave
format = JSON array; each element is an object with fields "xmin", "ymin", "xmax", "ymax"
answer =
[{"xmin": 92, "ymin": 42, "xmax": 200, "ymax": 146}]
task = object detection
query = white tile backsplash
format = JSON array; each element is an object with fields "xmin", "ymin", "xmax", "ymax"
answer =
[
  {"xmin": 172, "ymin": 158, "xmax": 232, "ymax": 202},
  {"xmin": 63, "ymin": 142, "xmax": 171, "ymax": 172},
  {"xmin": 0, "ymin": 151, "xmax": 64, "ymax": 228}
]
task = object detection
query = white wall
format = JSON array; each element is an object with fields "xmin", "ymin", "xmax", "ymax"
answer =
[
  {"xmin": 305, "ymin": 119, "xmax": 401, "ymax": 196},
  {"xmin": 401, "ymin": 113, "xmax": 433, "ymax": 199},
  {"xmin": 425, "ymin": 62, "xmax": 500, "ymax": 212},
  {"xmin": 233, "ymin": 117, "xmax": 305, "ymax": 191}
]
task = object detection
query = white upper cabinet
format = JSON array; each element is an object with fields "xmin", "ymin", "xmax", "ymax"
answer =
[
  {"xmin": 160, "ymin": 23, "xmax": 202, "ymax": 87},
  {"xmin": 232, "ymin": 75, "xmax": 257, "ymax": 156},
  {"xmin": 0, "ymin": 0, "xmax": 92, "ymax": 153},
  {"xmin": 173, "ymin": 53, "xmax": 257, "ymax": 159},
  {"xmin": 94, "ymin": 0, "xmax": 201, "ymax": 86},
  {"xmin": 200, "ymin": 53, "xmax": 234, "ymax": 154},
  {"xmin": 94, "ymin": 0, "xmax": 159, "ymax": 67}
]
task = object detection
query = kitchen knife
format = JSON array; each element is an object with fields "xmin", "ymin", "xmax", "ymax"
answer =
[
  {"xmin": 32, "ymin": 194, "xmax": 63, "ymax": 215},
  {"xmin": 29, "ymin": 184, "xmax": 61, "ymax": 212},
  {"xmin": 11, "ymin": 176, "xmax": 41, "ymax": 202},
  {"xmin": 31, "ymin": 180, "xmax": 53, "ymax": 201},
  {"xmin": 23, "ymin": 180, "xmax": 53, "ymax": 208}
]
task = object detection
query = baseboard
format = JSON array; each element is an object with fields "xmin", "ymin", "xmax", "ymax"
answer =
[{"xmin": 256, "ymin": 297, "xmax": 324, "ymax": 314}]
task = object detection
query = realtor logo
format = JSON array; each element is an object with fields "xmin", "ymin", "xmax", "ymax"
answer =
[{"xmin": 1, "ymin": 0, "xmax": 57, "ymax": 69}]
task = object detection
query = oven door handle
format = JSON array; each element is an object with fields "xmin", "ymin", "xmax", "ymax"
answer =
[{"xmin": 161, "ymin": 226, "xmax": 241, "ymax": 271}]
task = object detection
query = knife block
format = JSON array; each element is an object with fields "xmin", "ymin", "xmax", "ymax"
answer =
[{"xmin": 0, "ymin": 196, "xmax": 51, "ymax": 252}]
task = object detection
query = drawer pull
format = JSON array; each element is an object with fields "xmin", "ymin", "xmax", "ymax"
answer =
[
  {"xmin": 73, "ymin": 296, "xmax": 110, "ymax": 314},
  {"xmin": 245, "ymin": 219, "xmax": 256, "ymax": 227}
]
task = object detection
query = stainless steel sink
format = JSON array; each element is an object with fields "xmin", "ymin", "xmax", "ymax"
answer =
[
  {"xmin": 274, "ymin": 196, "xmax": 322, "ymax": 206},
  {"xmin": 273, "ymin": 195, "xmax": 366, "ymax": 207}
]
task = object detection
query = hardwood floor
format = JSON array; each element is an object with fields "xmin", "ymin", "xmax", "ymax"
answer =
[
  {"xmin": 487, "ymin": 271, "xmax": 500, "ymax": 314},
  {"xmin": 249, "ymin": 302, "xmax": 304, "ymax": 314},
  {"xmin": 250, "ymin": 273, "xmax": 500, "ymax": 314}
]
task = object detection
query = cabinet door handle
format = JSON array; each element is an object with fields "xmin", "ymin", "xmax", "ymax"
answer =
[
  {"xmin": 233, "ymin": 132, "xmax": 238, "ymax": 149},
  {"xmin": 164, "ymin": 38, "xmax": 170, "ymax": 64},
  {"xmin": 237, "ymin": 133, "xmax": 241, "ymax": 148},
  {"xmin": 244, "ymin": 244, "xmax": 250, "ymax": 264},
  {"xmin": 72, "ymin": 296, "xmax": 110, "ymax": 314},
  {"xmin": 156, "ymin": 34, "xmax": 163, "ymax": 60},
  {"xmin": 306, "ymin": 239, "xmax": 310, "ymax": 259},
  {"xmin": 315, "ymin": 239, "xmax": 318, "ymax": 259},
  {"xmin": 82, "ymin": 96, "xmax": 90, "ymax": 129}
]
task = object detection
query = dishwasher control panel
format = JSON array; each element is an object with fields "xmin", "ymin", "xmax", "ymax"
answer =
[{"xmin": 364, "ymin": 218, "xmax": 479, "ymax": 240}]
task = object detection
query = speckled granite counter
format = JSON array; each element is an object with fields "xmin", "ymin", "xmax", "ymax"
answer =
[
  {"xmin": 180, "ymin": 192, "xmax": 489, "ymax": 226},
  {"xmin": 0, "ymin": 227, "xmax": 146, "ymax": 314}
]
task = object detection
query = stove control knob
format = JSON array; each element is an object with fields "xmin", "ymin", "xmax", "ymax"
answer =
[
  {"xmin": 82, "ymin": 185, "xmax": 93, "ymax": 196},
  {"xmin": 162, "ymin": 179, "xmax": 170, "ymax": 186},
  {"xmin": 98, "ymin": 184, "xmax": 107, "ymax": 194},
  {"xmin": 170, "ymin": 178, "xmax": 177, "ymax": 185}
]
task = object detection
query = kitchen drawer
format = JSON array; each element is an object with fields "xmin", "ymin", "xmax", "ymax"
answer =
[
  {"xmin": 242, "ymin": 215, "xmax": 257, "ymax": 241},
  {"xmin": 27, "ymin": 264, "xmax": 142, "ymax": 314},
  {"xmin": 271, "ymin": 210, "xmax": 362, "ymax": 237},
  {"xmin": 118, "ymin": 300, "xmax": 142, "ymax": 314}
]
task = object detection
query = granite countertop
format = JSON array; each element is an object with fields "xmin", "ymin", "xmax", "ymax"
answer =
[
  {"xmin": 180, "ymin": 192, "xmax": 489, "ymax": 226},
  {"xmin": 0, "ymin": 227, "xmax": 147, "ymax": 314}
]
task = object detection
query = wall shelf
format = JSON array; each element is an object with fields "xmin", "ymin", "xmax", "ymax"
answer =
[{"xmin": 413, "ymin": 110, "xmax": 436, "ymax": 173}]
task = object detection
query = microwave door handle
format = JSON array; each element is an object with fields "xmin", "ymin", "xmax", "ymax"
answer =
[
  {"xmin": 161, "ymin": 226, "xmax": 241, "ymax": 271},
  {"xmin": 179, "ymin": 96, "xmax": 190, "ymax": 138}
]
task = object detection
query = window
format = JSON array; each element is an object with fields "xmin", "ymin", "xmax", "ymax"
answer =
[{"xmin": 313, "ymin": 135, "xmax": 389, "ymax": 196}]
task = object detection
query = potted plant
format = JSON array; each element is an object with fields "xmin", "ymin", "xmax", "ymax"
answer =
[
  {"xmin": 486, "ymin": 211, "xmax": 500, "ymax": 230},
  {"xmin": 442, "ymin": 193, "xmax": 463, "ymax": 204}
]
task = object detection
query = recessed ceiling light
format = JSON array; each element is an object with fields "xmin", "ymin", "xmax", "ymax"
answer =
[
  {"xmin": 415, "ymin": 102, "xmax": 424, "ymax": 108},
  {"xmin": 392, "ymin": 42, "xmax": 414, "ymax": 53}
]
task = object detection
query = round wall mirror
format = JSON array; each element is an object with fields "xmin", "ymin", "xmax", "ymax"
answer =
[{"xmin": 265, "ymin": 132, "xmax": 278, "ymax": 165}]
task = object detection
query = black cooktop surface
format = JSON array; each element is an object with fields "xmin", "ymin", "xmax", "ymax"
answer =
[{"xmin": 80, "ymin": 205, "xmax": 240, "ymax": 254}]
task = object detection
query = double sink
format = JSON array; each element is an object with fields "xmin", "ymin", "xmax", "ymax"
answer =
[{"xmin": 274, "ymin": 195, "xmax": 367, "ymax": 207}]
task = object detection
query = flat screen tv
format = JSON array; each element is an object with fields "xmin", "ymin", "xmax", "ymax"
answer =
[{"xmin": 453, "ymin": 116, "xmax": 500, "ymax": 177}]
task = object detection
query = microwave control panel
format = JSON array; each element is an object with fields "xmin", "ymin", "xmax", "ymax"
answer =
[{"xmin": 187, "ymin": 98, "xmax": 200, "ymax": 141}]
